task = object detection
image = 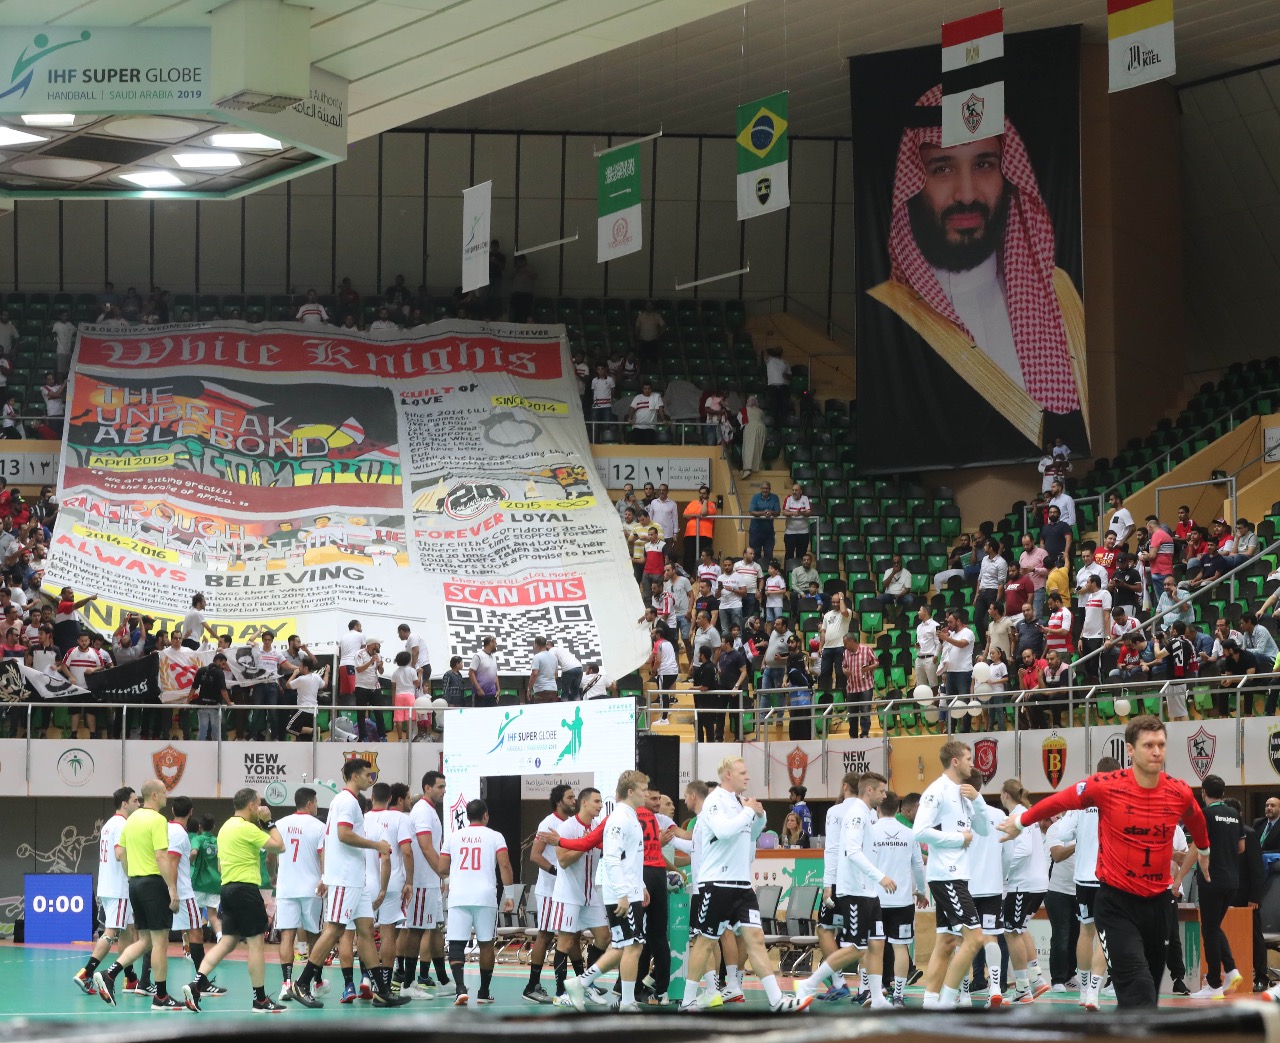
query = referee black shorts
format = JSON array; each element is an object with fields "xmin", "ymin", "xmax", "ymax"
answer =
[
  {"xmin": 128, "ymin": 875, "xmax": 173, "ymax": 932},
  {"xmin": 220, "ymin": 882, "xmax": 269, "ymax": 939}
]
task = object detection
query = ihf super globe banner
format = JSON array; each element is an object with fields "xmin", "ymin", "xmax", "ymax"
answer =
[
  {"xmin": 45, "ymin": 321, "xmax": 650, "ymax": 676},
  {"xmin": 850, "ymin": 26, "xmax": 1087, "ymax": 469}
]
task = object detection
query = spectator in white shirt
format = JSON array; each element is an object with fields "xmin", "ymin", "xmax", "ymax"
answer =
[
  {"xmin": 878, "ymin": 553, "xmax": 915, "ymax": 616},
  {"xmin": 295, "ymin": 289, "xmax": 329, "ymax": 325},
  {"xmin": 1106, "ymin": 492, "xmax": 1135, "ymax": 547},
  {"xmin": 40, "ymin": 373, "xmax": 66, "ymax": 434},
  {"xmin": 369, "ymin": 306, "xmax": 399, "ymax": 332},
  {"xmin": 782, "ymin": 483, "xmax": 812, "ymax": 561},
  {"xmin": 764, "ymin": 346, "xmax": 791, "ymax": 424},
  {"xmin": 0, "ymin": 311, "xmax": 16, "ymax": 353},
  {"xmin": 50, "ymin": 310, "xmax": 76, "ymax": 374},
  {"xmin": 648, "ymin": 485, "xmax": 679, "ymax": 554},
  {"xmin": 627, "ymin": 382, "xmax": 666, "ymax": 445},
  {"xmin": 589, "ymin": 363, "xmax": 615, "ymax": 432}
]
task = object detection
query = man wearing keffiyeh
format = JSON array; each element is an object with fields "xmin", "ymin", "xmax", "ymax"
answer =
[{"xmin": 869, "ymin": 85, "xmax": 1087, "ymax": 446}]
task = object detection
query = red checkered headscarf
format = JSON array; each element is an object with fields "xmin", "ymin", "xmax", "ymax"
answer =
[{"xmin": 887, "ymin": 85, "xmax": 1079, "ymax": 414}]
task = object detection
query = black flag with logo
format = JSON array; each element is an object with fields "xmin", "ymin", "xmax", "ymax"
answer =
[{"xmin": 86, "ymin": 652, "xmax": 162, "ymax": 705}]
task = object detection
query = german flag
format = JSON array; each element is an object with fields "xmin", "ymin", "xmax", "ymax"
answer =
[{"xmin": 1108, "ymin": 0, "xmax": 1175, "ymax": 93}]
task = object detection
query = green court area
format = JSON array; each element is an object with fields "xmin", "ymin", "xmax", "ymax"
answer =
[{"xmin": 1, "ymin": 943, "xmax": 1207, "ymax": 1022}]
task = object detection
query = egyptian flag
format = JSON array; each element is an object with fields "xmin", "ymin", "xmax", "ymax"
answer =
[
  {"xmin": 1108, "ymin": 0, "xmax": 1174, "ymax": 93},
  {"xmin": 940, "ymin": 8, "xmax": 1004, "ymax": 147}
]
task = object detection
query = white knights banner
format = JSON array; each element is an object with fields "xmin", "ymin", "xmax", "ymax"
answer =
[
  {"xmin": 940, "ymin": 8, "xmax": 1005, "ymax": 147},
  {"xmin": 461, "ymin": 181, "xmax": 492, "ymax": 293}
]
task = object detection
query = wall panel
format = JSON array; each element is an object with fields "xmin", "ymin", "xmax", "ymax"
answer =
[{"xmin": 60, "ymin": 200, "xmax": 105, "ymax": 292}]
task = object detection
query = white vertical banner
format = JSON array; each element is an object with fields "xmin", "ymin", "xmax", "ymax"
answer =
[{"xmin": 461, "ymin": 181, "xmax": 492, "ymax": 294}]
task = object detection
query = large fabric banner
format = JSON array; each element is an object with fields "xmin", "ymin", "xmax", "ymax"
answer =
[
  {"xmin": 45, "ymin": 321, "xmax": 650, "ymax": 678},
  {"xmin": 851, "ymin": 26, "xmax": 1087, "ymax": 469},
  {"xmin": 736, "ymin": 92, "xmax": 790, "ymax": 221}
]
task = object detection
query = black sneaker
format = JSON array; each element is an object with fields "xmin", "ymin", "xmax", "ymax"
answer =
[
  {"xmin": 181, "ymin": 984, "xmax": 202, "ymax": 1013},
  {"xmin": 523, "ymin": 984, "xmax": 552, "ymax": 1004},
  {"xmin": 252, "ymin": 996, "xmax": 287, "ymax": 1014},
  {"xmin": 202, "ymin": 982, "xmax": 228, "ymax": 997},
  {"xmin": 906, "ymin": 969, "xmax": 924, "ymax": 987},
  {"xmin": 92, "ymin": 972, "xmax": 116, "ymax": 1007},
  {"xmin": 289, "ymin": 982, "xmax": 323, "ymax": 1009},
  {"xmin": 476, "ymin": 993, "xmax": 495, "ymax": 1005},
  {"xmin": 151, "ymin": 995, "xmax": 184, "ymax": 1012},
  {"xmin": 371, "ymin": 991, "xmax": 412, "ymax": 1008},
  {"xmin": 1172, "ymin": 979, "xmax": 1190, "ymax": 996}
]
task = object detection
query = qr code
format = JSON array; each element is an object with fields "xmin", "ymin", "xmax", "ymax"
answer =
[{"xmin": 445, "ymin": 603, "xmax": 604, "ymax": 672}]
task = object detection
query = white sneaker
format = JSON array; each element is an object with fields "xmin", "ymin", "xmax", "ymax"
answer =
[
  {"xmin": 553, "ymin": 995, "xmax": 576, "ymax": 1008},
  {"xmin": 1083, "ymin": 992, "xmax": 1100, "ymax": 1012},
  {"xmin": 1101, "ymin": 982, "xmax": 1115, "ymax": 998},
  {"xmin": 278, "ymin": 983, "xmax": 293, "ymax": 1003},
  {"xmin": 869, "ymin": 994, "xmax": 893, "ymax": 1010},
  {"xmin": 653, "ymin": 718, "xmax": 670, "ymax": 726},
  {"xmin": 1050, "ymin": 984, "xmax": 1067, "ymax": 993},
  {"xmin": 1192, "ymin": 984, "xmax": 1225, "ymax": 999},
  {"xmin": 586, "ymin": 985, "xmax": 612, "ymax": 1006},
  {"xmin": 771, "ymin": 995, "xmax": 813, "ymax": 1013},
  {"xmin": 719, "ymin": 985, "xmax": 744, "ymax": 1003},
  {"xmin": 563, "ymin": 979, "xmax": 586, "ymax": 1012},
  {"xmin": 412, "ymin": 983, "xmax": 437, "ymax": 999},
  {"xmin": 695, "ymin": 991, "xmax": 724, "ymax": 1010},
  {"xmin": 957, "ymin": 993, "xmax": 973, "ymax": 1008},
  {"xmin": 1065, "ymin": 976, "xmax": 1080, "ymax": 989},
  {"xmin": 614, "ymin": 1001, "xmax": 642, "ymax": 1013},
  {"xmin": 1222, "ymin": 969, "xmax": 1244, "ymax": 995},
  {"xmin": 794, "ymin": 978, "xmax": 824, "ymax": 1001}
]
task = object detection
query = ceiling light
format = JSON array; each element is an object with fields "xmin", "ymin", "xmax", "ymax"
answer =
[
  {"xmin": 208, "ymin": 132, "xmax": 282, "ymax": 150},
  {"xmin": 172, "ymin": 152, "xmax": 241, "ymax": 169},
  {"xmin": 0, "ymin": 127, "xmax": 47, "ymax": 146},
  {"xmin": 21, "ymin": 114, "xmax": 75, "ymax": 127},
  {"xmin": 120, "ymin": 170, "xmax": 184, "ymax": 188}
]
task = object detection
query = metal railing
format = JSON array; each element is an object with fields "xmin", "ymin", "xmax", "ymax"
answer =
[{"xmin": 586, "ymin": 418, "xmax": 721, "ymax": 446}]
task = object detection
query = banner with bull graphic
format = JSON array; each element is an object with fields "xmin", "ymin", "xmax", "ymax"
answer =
[{"xmin": 44, "ymin": 321, "xmax": 651, "ymax": 678}]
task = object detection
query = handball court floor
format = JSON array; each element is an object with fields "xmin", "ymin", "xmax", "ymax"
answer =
[{"xmin": 1, "ymin": 941, "xmax": 1270, "ymax": 1027}]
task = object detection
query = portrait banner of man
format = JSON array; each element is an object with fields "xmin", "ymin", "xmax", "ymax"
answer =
[{"xmin": 851, "ymin": 27, "xmax": 1087, "ymax": 468}]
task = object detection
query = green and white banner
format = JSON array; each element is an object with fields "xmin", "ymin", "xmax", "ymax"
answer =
[
  {"xmin": 597, "ymin": 143, "xmax": 643, "ymax": 263},
  {"xmin": 736, "ymin": 92, "xmax": 790, "ymax": 220},
  {"xmin": 442, "ymin": 700, "xmax": 636, "ymax": 837}
]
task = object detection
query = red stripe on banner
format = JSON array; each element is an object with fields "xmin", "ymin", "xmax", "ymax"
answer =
[
  {"xmin": 941, "ymin": 7, "xmax": 1003, "ymax": 47},
  {"xmin": 1107, "ymin": 0, "xmax": 1155, "ymax": 13}
]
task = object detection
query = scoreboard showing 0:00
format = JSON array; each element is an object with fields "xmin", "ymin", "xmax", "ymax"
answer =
[{"xmin": 23, "ymin": 873, "xmax": 93, "ymax": 943}]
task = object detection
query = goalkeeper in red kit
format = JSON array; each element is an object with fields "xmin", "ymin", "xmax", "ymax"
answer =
[{"xmin": 998, "ymin": 715, "xmax": 1210, "ymax": 1009}]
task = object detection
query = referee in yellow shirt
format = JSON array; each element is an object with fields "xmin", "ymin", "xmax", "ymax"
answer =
[
  {"xmin": 94, "ymin": 779, "xmax": 180, "ymax": 1010},
  {"xmin": 182, "ymin": 787, "xmax": 285, "ymax": 1014}
]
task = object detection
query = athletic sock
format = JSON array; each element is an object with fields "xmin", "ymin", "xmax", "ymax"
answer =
[
  {"xmin": 84, "ymin": 957, "xmax": 101, "ymax": 976},
  {"xmin": 155, "ymin": 980, "xmax": 167, "ymax": 1000},
  {"xmin": 528, "ymin": 965, "xmax": 542, "ymax": 988},
  {"xmin": 341, "ymin": 966, "xmax": 354, "ymax": 987},
  {"xmin": 104, "ymin": 962, "xmax": 123, "ymax": 981},
  {"xmin": 586, "ymin": 945, "xmax": 604, "ymax": 967},
  {"xmin": 923, "ymin": 991, "xmax": 940, "ymax": 1009},
  {"xmin": 621, "ymin": 980, "xmax": 635, "ymax": 1005},
  {"xmin": 140, "ymin": 954, "xmax": 152, "ymax": 988},
  {"xmin": 253, "ymin": 985, "xmax": 267, "ymax": 1002},
  {"xmin": 403, "ymin": 958, "xmax": 417, "ymax": 985},
  {"xmin": 1088, "ymin": 972, "xmax": 1101, "ymax": 999},
  {"xmin": 295, "ymin": 961, "xmax": 317, "ymax": 991},
  {"xmin": 804, "ymin": 961, "xmax": 834, "ymax": 990},
  {"xmin": 1077, "ymin": 966, "xmax": 1089, "ymax": 991},
  {"xmin": 761, "ymin": 974, "xmax": 783, "ymax": 1006},
  {"xmin": 703, "ymin": 970, "xmax": 718, "ymax": 990},
  {"xmin": 193, "ymin": 973, "xmax": 212, "ymax": 992},
  {"xmin": 189, "ymin": 943, "xmax": 204, "ymax": 974},
  {"xmin": 986, "ymin": 942, "xmax": 1003, "ymax": 995},
  {"xmin": 281, "ymin": 963, "xmax": 293, "ymax": 983},
  {"xmin": 940, "ymin": 984, "xmax": 960, "ymax": 1008},
  {"xmin": 683, "ymin": 979, "xmax": 700, "ymax": 1005},
  {"xmin": 451, "ymin": 963, "xmax": 466, "ymax": 994},
  {"xmin": 960, "ymin": 975, "xmax": 971, "ymax": 1001},
  {"xmin": 570, "ymin": 955, "xmax": 584, "ymax": 976},
  {"xmin": 433, "ymin": 957, "xmax": 450, "ymax": 984},
  {"xmin": 860, "ymin": 968, "xmax": 869, "ymax": 995},
  {"xmin": 479, "ymin": 968, "xmax": 492, "ymax": 996},
  {"xmin": 894, "ymin": 976, "xmax": 906, "ymax": 1001},
  {"xmin": 395, "ymin": 956, "xmax": 407, "ymax": 980},
  {"xmin": 1028, "ymin": 959, "xmax": 1046, "ymax": 985},
  {"xmin": 553, "ymin": 951, "xmax": 568, "ymax": 995},
  {"xmin": 581, "ymin": 965, "xmax": 602, "ymax": 987},
  {"xmin": 832, "ymin": 970, "xmax": 846, "ymax": 988},
  {"xmin": 869, "ymin": 973, "xmax": 883, "ymax": 1000},
  {"xmin": 1014, "ymin": 969, "xmax": 1029, "ymax": 992},
  {"xmin": 726, "ymin": 964, "xmax": 740, "ymax": 990}
]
